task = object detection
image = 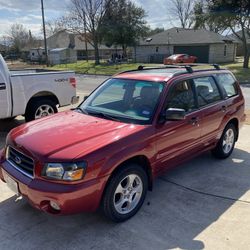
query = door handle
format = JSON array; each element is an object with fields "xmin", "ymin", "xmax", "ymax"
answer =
[
  {"xmin": 0, "ymin": 82, "xmax": 6, "ymax": 90},
  {"xmin": 221, "ymin": 105, "xmax": 227, "ymax": 112},
  {"xmin": 188, "ymin": 117, "xmax": 199, "ymax": 126}
]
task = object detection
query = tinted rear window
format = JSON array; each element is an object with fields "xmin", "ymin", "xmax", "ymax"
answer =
[
  {"xmin": 194, "ymin": 77, "xmax": 222, "ymax": 107},
  {"xmin": 216, "ymin": 73, "xmax": 238, "ymax": 97}
]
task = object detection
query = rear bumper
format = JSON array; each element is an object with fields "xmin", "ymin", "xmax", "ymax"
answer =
[{"xmin": 0, "ymin": 159, "xmax": 109, "ymax": 215}]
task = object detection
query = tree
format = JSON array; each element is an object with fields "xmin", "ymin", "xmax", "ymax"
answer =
[
  {"xmin": 207, "ymin": 0, "xmax": 250, "ymax": 68},
  {"xmin": 170, "ymin": 0, "xmax": 195, "ymax": 28},
  {"xmin": 147, "ymin": 27, "xmax": 165, "ymax": 36},
  {"xmin": 44, "ymin": 19, "xmax": 64, "ymax": 37},
  {"xmin": 193, "ymin": 1, "xmax": 227, "ymax": 33},
  {"xmin": 101, "ymin": 0, "xmax": 148, "ymax": 57},
  {"xmin": 62, "ymin": 0, "xmax": 112, "ymax": 65},
  {"xmin": 7, "ymin": 24, "xmax": 29, "ymax": 53}
]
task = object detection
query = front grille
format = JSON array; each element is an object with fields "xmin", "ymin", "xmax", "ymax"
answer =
[{"xmin": 7, "ymin": 146, "xmax": 34, "ymax": 177}]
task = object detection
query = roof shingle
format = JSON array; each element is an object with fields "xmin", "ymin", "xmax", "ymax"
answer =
[{"xmin": 139, "ymin": 27, "xmax": 234, "ymax": 46}]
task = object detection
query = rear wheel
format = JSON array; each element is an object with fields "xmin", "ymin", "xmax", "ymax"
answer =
[
  {"xmin": 25, "ymin": 98, "xmax": 57, "ymax": 122},
  {"xmin": 102, "ymin": 164, "xmax": 148, "ymax": 222},
  {"xmin": 212, "ymin": 123, "xmax": 237, "ymax": 159}
]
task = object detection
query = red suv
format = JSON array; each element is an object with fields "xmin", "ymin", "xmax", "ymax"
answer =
[{"xmin": 0, "ymin": 65, "xmax": 245, "ymax": 222}]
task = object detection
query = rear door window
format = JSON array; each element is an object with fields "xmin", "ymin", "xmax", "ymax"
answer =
[
  {"xmin": 216, "ymin": 73, "xmax": 238, "ymax": 97},
  {"xmin": 193, "ymin": 77, "xmax": 222, "ymax": 107}
]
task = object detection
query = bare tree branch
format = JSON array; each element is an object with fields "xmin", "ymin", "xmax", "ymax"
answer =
[{"xmin": 171, "ymin": 0, "xmax": 195, "ymax": 28}]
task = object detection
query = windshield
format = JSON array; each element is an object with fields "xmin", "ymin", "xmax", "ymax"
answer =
[
  {"xmin": 168, "ymin": 54, "xmax": 182, "ymax": 59},
  {"xmin": 79, "ymin": 78, "xmax": 164, "ymax": 124}
]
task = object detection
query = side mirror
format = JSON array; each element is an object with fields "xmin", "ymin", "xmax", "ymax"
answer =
[
  {"xmin": 165, "ymin": 108, "xmax": 186, "ymax": 121},
  {"xmin": 83, "ymin": 95, "xmax": 89, "ymax": 101}
]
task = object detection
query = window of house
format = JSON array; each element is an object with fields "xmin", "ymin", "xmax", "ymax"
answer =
[
  {"xmin": 194, "ymin": 77, "xmax": 222, "ymax": 107},
  {"xmin": 224, "ymin": 44, "xmax": 227, "ymax": 56},
  {"xmin": 156, "ymin": 47, "xmax": 159, "ymax": 53}
]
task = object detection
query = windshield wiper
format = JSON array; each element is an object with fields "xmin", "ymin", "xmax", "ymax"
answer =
[
  {"xmin": 74, "ymin": 107, "xmax": 89, "ymax": 115},
  {"xmin": 87, "ymin": 111, "xmax": 121, "ymax": 122}
]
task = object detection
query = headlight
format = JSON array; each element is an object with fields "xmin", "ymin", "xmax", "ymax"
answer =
[{"xmin": 43, "ymin": 162, "xmax": 87, "ymax": 181}]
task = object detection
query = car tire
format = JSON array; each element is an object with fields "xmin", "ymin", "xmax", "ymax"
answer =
[
  {"xmin": 211, "ymin": 123, "xmax": 237, "ymax": 159},
  {"xmin": 25, "ymin": 98, "xmax": 58, "ymax": 122},
  {"xmin": 102, "ymin": 164, "xmax": 148, "ymax": 222}
]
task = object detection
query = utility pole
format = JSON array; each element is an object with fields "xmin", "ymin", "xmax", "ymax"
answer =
[
  {"xmin": 84, "ymin": 14, "xmax": 88, "ymax": 62},
  {"xmin": 41, "ymin": 0, "xmax": 49, "ymax": 66}
]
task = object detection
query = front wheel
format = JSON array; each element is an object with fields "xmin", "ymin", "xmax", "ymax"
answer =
[
  {"xmin": 102, "ymin": 164, "xmax": 148, "ymax": 222},
  {"xmin": 212, "ymin": 123, "xmax": 237, "ymax": 159},
  {"xmin": 25, "ymin": 98, "xmax": 58, "ymax": 122}
]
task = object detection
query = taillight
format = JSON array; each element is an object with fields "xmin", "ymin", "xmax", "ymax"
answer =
[{"xmin": 70, "ymin": 77, "xmax": 76, "ymax": 88}]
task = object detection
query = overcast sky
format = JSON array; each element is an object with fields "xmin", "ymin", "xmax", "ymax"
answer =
[{"xmin": 0, "ymin": 0, "xmax": 179, "ymax": 38}]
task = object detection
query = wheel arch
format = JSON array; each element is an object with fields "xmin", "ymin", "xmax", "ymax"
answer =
[
  {"xmin": 25, "ymin": 91, "xmax": 59, "ymax": 113},
  {"xmin": 226, "ymin": 118, "xmax": 239, "ymax": 141},
  {"xmin": 104, "ymin": 155, "xmax": 153, "ymax": 195}
]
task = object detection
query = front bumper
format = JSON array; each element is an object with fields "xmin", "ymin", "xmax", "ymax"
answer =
[{"xmin": 0, "ymin": 159, "xmax": 108, "ymax": 215}]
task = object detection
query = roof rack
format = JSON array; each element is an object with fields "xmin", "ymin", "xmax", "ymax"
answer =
[
  {"xmin": 117, "ymin": 63, "xmax": 222, "ymax": 76},
  {"xmin": 137, "ymin": 65, "xmax": 193, "ymax": 72},
  {"xmin": 212, "ymin": 64, "xmax": 220, "ymax": 70}
]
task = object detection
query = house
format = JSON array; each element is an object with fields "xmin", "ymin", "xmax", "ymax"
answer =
[
  {"xmin": 49, "ymin": 48, "xmax": 77, "ymax": 65},
  {"xmin": 47, "ymin": 30, "xmax": 123, "ymax": 60},
  {"xmin": 135, "ymin": 27, "xmax": 236, "ymax": 63},
  {"xmin": 228, "ymin": 30, "xmax": 250, "ymax": 56}
]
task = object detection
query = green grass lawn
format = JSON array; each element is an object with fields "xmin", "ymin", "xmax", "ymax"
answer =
[
  {"xmin": 220, "ymin": 57, "xmax": 250, "ymax": 83},
  {"xmin": 50, "ymin": 60, "xmax": 159, "ymax": 75},
  {"xmin": 49, "ymin": 57, "xmax": 250, "ymax": 82}
]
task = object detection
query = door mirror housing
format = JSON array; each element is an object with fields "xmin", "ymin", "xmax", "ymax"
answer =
[
  {"xmin": 83, "ymin": 95, "xmax": 89, "ymax": 101},
  {"xmin": 165, "ymin": 108, "xmax": 186, "ymax": 121}
]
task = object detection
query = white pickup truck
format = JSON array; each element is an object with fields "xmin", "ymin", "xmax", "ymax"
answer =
[{"xmin": 0, "ymin": 54, "xmax": 79, "ymax": 121}]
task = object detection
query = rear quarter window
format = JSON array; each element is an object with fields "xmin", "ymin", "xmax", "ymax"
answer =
[{"xmin": 216, "ymin": 73, "xmax": 238, "ymax": 98}]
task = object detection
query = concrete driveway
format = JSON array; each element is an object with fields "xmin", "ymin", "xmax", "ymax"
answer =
[{"xmin": 0, "ymin": 76, "xmax": 250, "ymax": 249}]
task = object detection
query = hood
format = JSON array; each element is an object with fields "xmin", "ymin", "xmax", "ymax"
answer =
[{"xmin": 9, "ymin": 111, "xmax": 145, "ymax": 161}]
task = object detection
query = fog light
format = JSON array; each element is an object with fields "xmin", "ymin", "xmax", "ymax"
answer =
[{"xmin": 50, "ymin": 201, "xmax": 60, "ymax": 211}]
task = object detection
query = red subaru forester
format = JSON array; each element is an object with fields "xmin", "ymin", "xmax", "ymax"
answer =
[{"xmin": 0, "ymin": 65, "xmax": 245, "ymax": 222}]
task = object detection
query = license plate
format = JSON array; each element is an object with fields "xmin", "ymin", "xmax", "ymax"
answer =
[{"xmin": 2, "ymin": 170, "xmax": 19, "ymax": 196}]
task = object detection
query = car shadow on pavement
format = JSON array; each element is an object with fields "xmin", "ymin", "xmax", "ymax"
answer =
[{"xmin": 0, "ymin": 148, "xmax": 249, "ymax": 249}]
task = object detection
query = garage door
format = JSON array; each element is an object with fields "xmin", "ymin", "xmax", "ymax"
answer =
[{"xmin": 174, "ymin": 46, "xmax": 209, "ymax": 63}]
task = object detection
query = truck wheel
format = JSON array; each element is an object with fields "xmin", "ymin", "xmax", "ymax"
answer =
[
  {"xmin": 102, "ymin": 164, "xmax": 148, "ymax": 222},
  {"xmin": 25, "ymin": 98, "xmax": 57, "ymax": 122},
  {"xmin": 211, "ymin": 123, "xmax": 237, "ymax": 159}
]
